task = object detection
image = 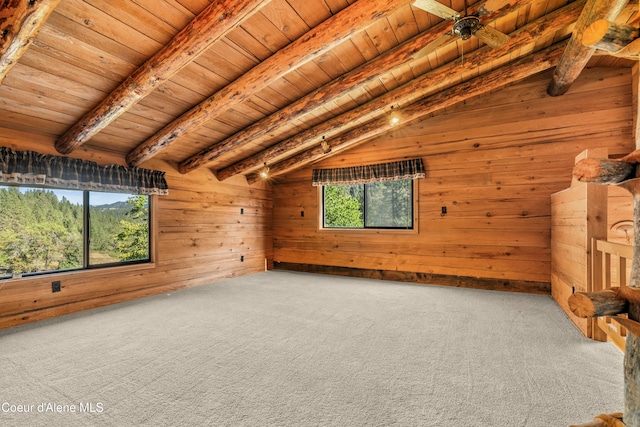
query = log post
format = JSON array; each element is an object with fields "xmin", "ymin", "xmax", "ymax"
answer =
[{"xmin": 621, "ymin": 177, "xmax": 640, "ymax": 426}]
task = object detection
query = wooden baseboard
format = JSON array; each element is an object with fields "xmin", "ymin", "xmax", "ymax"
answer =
[
  {"xmin": 0, "ymin": 267, "xmax": 264, "ymax": 330},
  {"xmin": 0, "ymin": 281, "xmax": 193, "ymax": 330},
  {"xmin": 274, "ymin": 262, "xmax": 551, "ymax": 295}
]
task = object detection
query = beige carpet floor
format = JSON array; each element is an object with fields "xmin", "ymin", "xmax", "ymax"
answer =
[{"xmin": 0, "ymin": 270, "xmax": 624, "ymax": 426}]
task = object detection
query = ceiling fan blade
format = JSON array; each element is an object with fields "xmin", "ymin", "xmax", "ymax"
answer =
[
  {"xmin": 474, "ymin": 25, "xmax": 510, "ymax": 48},
  {"xmin": 413, "ymin": 0, "xmax": 460, "ymax": 20},
  {"xmin": 412, "ymin": 33, "xmax": 455, "ymax": 59}
]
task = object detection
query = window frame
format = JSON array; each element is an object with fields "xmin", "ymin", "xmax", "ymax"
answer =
[
  {"xmin": 0, "ymin": 185, "xmax": 154, "ymax": 279},
  {"xmin": 85, "ymin": 191, "xmax": 152, "ymax": 270},
  {"xmin": 319, "ymin": 178, "xmax": 419, "ymax": 232}
]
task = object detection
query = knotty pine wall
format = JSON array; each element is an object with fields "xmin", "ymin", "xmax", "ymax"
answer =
[
  {"xmin": 272, "ymin": 67, "xmax": 633, "ymax": 294},
  {"xmin": 0, "ymin": 129, "xmax": 272, "ymax": 329}
]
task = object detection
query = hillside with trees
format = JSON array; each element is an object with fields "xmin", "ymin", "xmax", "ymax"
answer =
[{"xmin": 0, "ymin": 187, "xmax": 148, "ymax": 277}]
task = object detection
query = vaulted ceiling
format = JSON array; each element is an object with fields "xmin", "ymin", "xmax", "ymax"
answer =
[{"xmin": 0, "ymin": 0, "xmax": 637, "ymax": 184}]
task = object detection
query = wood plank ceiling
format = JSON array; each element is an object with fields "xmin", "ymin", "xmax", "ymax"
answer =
[{"xmin": 0, "ymin": 0, "xmax": 637, "ymax": 183}]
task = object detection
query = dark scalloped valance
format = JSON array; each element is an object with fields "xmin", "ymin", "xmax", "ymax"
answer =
[
  {"xmin": 0, "ymin": 147, "xmax": 168, "ymax": 195},
  {"xmin": 312, "ymin": 158, "xmax": 425, "ymax": 186}
]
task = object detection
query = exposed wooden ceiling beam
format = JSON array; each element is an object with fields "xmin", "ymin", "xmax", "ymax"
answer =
[
  {"xmin": 580, "ymin": 1, "xmax": 640, "ymax": 152},
  {"xmin": 583, "ymin": 19, "xmax": 640, "ymax": 57},
  {"xmin": 177, "ymin": 0, "xmax": 531, "ymax": 175},
  {"xmin": 125, "ymin": 0, "xmax": 412, "ymax": 167},
  {"xmin": 217, "ymin": 0, "xmax": 584, "ymax": 182},
  {"xmin": 246, "ymin": 41, "xmax": 567, "ymax": 184},
  {"xmin": 178, "ymin": 32, "xmax": 456, "ymax": 176},
  {"xmin": 54, "ymin": 0, "xmax": 269, "ymax": 155},
  {"xmin": 0, "ymin": 0, "xmax": 61, "ymax": 85},
  {"xmin": 546, "ymin": 0, "xmax": 630, "ymax": 97}
]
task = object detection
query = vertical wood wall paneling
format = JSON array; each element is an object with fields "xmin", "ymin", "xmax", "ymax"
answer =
[{"xmin": 272, "ymin": 67, "xmax": 634, "ymax": 294}]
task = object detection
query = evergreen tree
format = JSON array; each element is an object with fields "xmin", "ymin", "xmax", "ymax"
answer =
[
  {"xmin": 0, "ymin": 187, "xmax": 149, "ymax": 275},
  {"xmin": 114, "ymin": 196, "xmax": 149, "ymax": 261},
  {"xmin": 323, "ymin": 180, "xmax": 412, "ymax": 229},
  {"xmin": 324, "ymin": 184, "xmax": 363, "ymax": 227},
  {"xmin": 0, "ymin": 187, "xmax": 83, "ymax": 273}
]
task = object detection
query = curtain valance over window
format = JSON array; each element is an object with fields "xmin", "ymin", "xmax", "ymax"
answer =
[
  {"xmin": 312, "ymin": 158, "xmax": 425, "ymax": 186},
  {"xmin": 0, "ymin": 147, "xmax": 168, "ymax": 195}
]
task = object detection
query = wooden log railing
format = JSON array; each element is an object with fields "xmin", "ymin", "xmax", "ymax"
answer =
[
  {"xmin": 591, "ymin": 238, "xmax": 633, "ymax": 351},
  {"xmin": 569, "ymin": 156, "xmax": 640, "ymax": 426}
]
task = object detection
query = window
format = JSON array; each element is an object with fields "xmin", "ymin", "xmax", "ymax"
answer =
[
  {"xmin": 0, "ymin": 185, "xmax": 150, "ymax": 278},
  {"xmin": 322, "ymin": 179, "xmax": 414, "ymax": 229}
]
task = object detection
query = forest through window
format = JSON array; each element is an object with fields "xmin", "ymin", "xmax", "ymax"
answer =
[
  {"xmin": 0, "ymin": 186, "xmax": 150, "ymax": 278},
  {"xmin": 322, "ymin": 180, "xmax": 413, "ymax": 229}
]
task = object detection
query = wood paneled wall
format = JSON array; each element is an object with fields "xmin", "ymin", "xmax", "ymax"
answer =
[
  {"xmin": 272, "ymin": 67, "xmax": 633, "ymax": 293},
  {"xmin": 0, "ymin": 66, "xmax": 633, "ymax": 328},
  {"xmin": 0, "ymin": 129, "xmax": 272, "ymax": 329}
]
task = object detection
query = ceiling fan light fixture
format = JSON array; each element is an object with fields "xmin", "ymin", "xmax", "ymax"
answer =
[{"xmin": 452, "ymin": 16, "xmax": 480, "ymax": 40}]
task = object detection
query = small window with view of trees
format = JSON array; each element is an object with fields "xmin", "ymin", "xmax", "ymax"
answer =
[
  {"xmin": 322, "ymin": 179, "xmax": 414, "ymax": 229},
  {"xmin": 0, "ymin": 185, "xmax": 151, "ymax": 278}
]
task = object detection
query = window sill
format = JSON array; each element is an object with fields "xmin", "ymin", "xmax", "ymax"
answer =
[
  {"xmin": 318, "ymin": 227, "xmax": 418, "ymax": 235},
  {"xmin": 4, "ymin": 262, "xmax": 156, "ymax": 283}
]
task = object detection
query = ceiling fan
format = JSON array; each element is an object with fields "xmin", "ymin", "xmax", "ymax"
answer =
[{"xmin": 413, "ymin": 0, "xmax": 510, "ymax": 48}]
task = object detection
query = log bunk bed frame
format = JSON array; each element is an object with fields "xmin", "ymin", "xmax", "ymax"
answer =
[
  {"xmin": 567, "ymin": 9, "xmax": 640, "ymax": 427},
  {"xmin": 570, "ymin": 154, "xmax": 640, "ymax": 427}
]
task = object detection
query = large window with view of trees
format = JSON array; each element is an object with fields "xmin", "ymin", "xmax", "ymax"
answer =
[
  {"xmin": 0, "ymin": 185, "xmax": 150, "ymax": 278},
  {"xmin": 322, "ymin": 179, "xmax": 413, "ymax": 229}
]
